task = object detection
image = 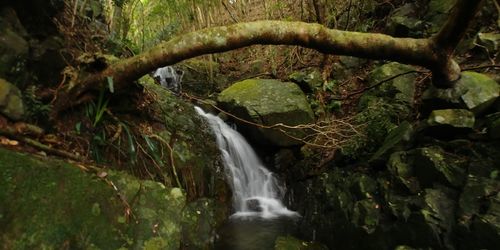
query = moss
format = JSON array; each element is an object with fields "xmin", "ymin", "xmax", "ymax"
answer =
[
  {"xmin": 218, "ymin": 78, "xmax": 314, "ymax": 147},
  {"xmin": 0, "ymin": 147, "xmax": 186, "ymax": 249}
]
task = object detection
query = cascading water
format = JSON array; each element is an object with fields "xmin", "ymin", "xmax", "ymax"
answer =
[{"xmin": 195, "ymin": 107, "xmax": 298, "ymax": 219}]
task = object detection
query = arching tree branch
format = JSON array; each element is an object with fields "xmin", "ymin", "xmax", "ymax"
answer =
[{"xmin": 52, "ymin": 0, "xmax": 484, "ymax": 115}]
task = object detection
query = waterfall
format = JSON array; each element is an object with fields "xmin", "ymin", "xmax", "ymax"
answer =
[{"xmin": 195, "ymin": 107, "xmax": 298, "ymax": 219}]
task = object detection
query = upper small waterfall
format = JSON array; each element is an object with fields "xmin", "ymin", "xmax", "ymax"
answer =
[{"xmin": 195, "ymin": 107, "xmax": 298, "ymax": 218}]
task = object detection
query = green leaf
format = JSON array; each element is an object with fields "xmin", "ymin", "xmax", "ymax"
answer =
[
  {"xmin": 107, "ymin": 76, "xmax": 114, "ymax": 93},
  {"xmin": 75, "ymin": 122, "xmax": 82, "ymax": 135}
]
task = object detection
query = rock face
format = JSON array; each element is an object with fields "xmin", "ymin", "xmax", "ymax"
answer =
[
  {"xmin": 218, "ymin": 78, "xmax": 314, "ymax": 147},
  {"xmin": 0, "ymin": 78, "xmax": 24, "ymax": 120},
  {"xmin": 0, "ymin": 147, "xmax": 185, "ymax": 249}
]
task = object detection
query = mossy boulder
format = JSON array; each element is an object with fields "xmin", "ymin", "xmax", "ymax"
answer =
[
  {"xmin": 422, "ymin": 72, "xmax": 499, "ymax": 114},
  {"xmin": 0, "ymin": 78, "xmax": 24, "ymax": 120},
  {"xmin": 367, "ymin": 62, "xmax": 417, "ymax": 105},
  {"xmin": 218, "ymin": 78, "xmax": 314, "ymax": 147},
  {"xmin": 0, "ymin": 147, "xmax": 186, "ymax": 249},
  {"xmin": 427, "ymin": 109, "xmax": 475, "ymax": 128}
]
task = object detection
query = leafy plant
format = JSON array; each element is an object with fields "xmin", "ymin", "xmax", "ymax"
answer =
[
  {"xmin": 85, "ymin": 87, "xmax": 109, "ymax": 127},
  {"xmin": 23, "ymin": 85, "xmax": 51, "ymax": 124}
]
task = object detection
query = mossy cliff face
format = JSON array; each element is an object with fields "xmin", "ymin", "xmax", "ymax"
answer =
[
  {"xmin": 0, "ymin": 147, "xmax": 194, "ymax": 249},
  {"xmin": 218, "ymin": 78, "xmax": 314, "ymax": 147}
]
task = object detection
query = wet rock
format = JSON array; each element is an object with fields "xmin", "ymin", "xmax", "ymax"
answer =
[
  {"xmin": 414, "ymin": 146, "xmax": 467, "ymax": 188},
  {"xmin": 0, "ymin": 147, "xmax": 186, "ymax": 249},
  {"xmin": 245, "ymin": 198, "xmax": 263, "ymax": 212},
  {"xmin": 0, "ymin": 78, "xmax": 24, "ymax": 120},
  {"xmin": 422, "ymin": 72, "xmax": 499, "ymax": 114},
  {"xmin": 427, "ymin": 109, "xmax": 475, "ymax": 128},
  {"xmin": 274, "ymin": 236, "xmax": 328, "ymax": 250},
  {"xmin": 218, "ymin": 78, "xmax": 314, "ymax": 147},
  {"xmin": 367, "ymin": 62, "xmax": 417, "ymax": 105},
  {"xmin": 370, "ymin": 121, "xmax": 414, "ymax": 162}
]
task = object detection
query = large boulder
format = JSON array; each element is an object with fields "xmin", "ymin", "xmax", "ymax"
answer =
[
  {"xmin": 0, "ymin": 78, "xmax": 24, "ymax": 120},
  {"xmin": 0, "ymin": 147, "xmax": 186, "ymax": 249},
  {"xmin": 218, "ymin": 78, "xmax": 314, "ymax": 147}
]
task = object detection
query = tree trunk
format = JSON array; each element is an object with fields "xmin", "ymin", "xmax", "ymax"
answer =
[{"xmin": 52, "ymin": 0, "xmax": 484, "ymax": 115}]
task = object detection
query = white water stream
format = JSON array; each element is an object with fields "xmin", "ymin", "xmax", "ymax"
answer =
[{"xmin": 195, "ymin": 107, "xmax": 298, "ymax": 219}]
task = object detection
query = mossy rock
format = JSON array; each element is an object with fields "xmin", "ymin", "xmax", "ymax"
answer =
[
  {"xmin": 427, "ymin": 109, "xmax": 475, "ymax": 128},
  {"xmin": 413, "ymin": 146, "xmax": 467, "ymax": 188},
  {"xmin": 370, "ymin": 121, "xmax": 414, "ymax": 162},
  {"xmin": 422, "ymin": 72, "xmax": 499, "ymax": 114},
  {"xmin": 0, "ymin": 78, "xmax": 25, "ymax": 120},
  {"xmin": 0, "ymin": 147, "xmax": 185, "ymax": 249},
  {"xmin": 367, "ymin": 62, "xmax": 417, "ymax": 105},
  {"xmin": 218, "ymin": 78, "xmax": 314, "ymax": 147},
  {"xmin": 181, "ymin": 198, "xmax": 219, "ymax": 249},
  {"xmin": 425, "ymin": 0, "xmax": 457, "ymax": 34}
]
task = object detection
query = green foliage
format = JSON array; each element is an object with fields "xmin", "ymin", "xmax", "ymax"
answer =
[
  {"xmin": 85, "ymin": 87, "xmax": 109, "ymax": 127},
  {"xmin": 23, "ymin": 85, "xmax": 51, "ymax": 124}
]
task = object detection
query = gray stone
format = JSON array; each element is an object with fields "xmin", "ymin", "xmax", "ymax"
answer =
[
  {"xmin": 427, "ymin": 109, "xmax": 475, "ymax": 128},
  {"xmin": 0, "ymin": 78, "xmax": 24, "ymax": 120},
  {"xmin": 218, "ymin": 78, "xmax": 314, "ymax": 147}
]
